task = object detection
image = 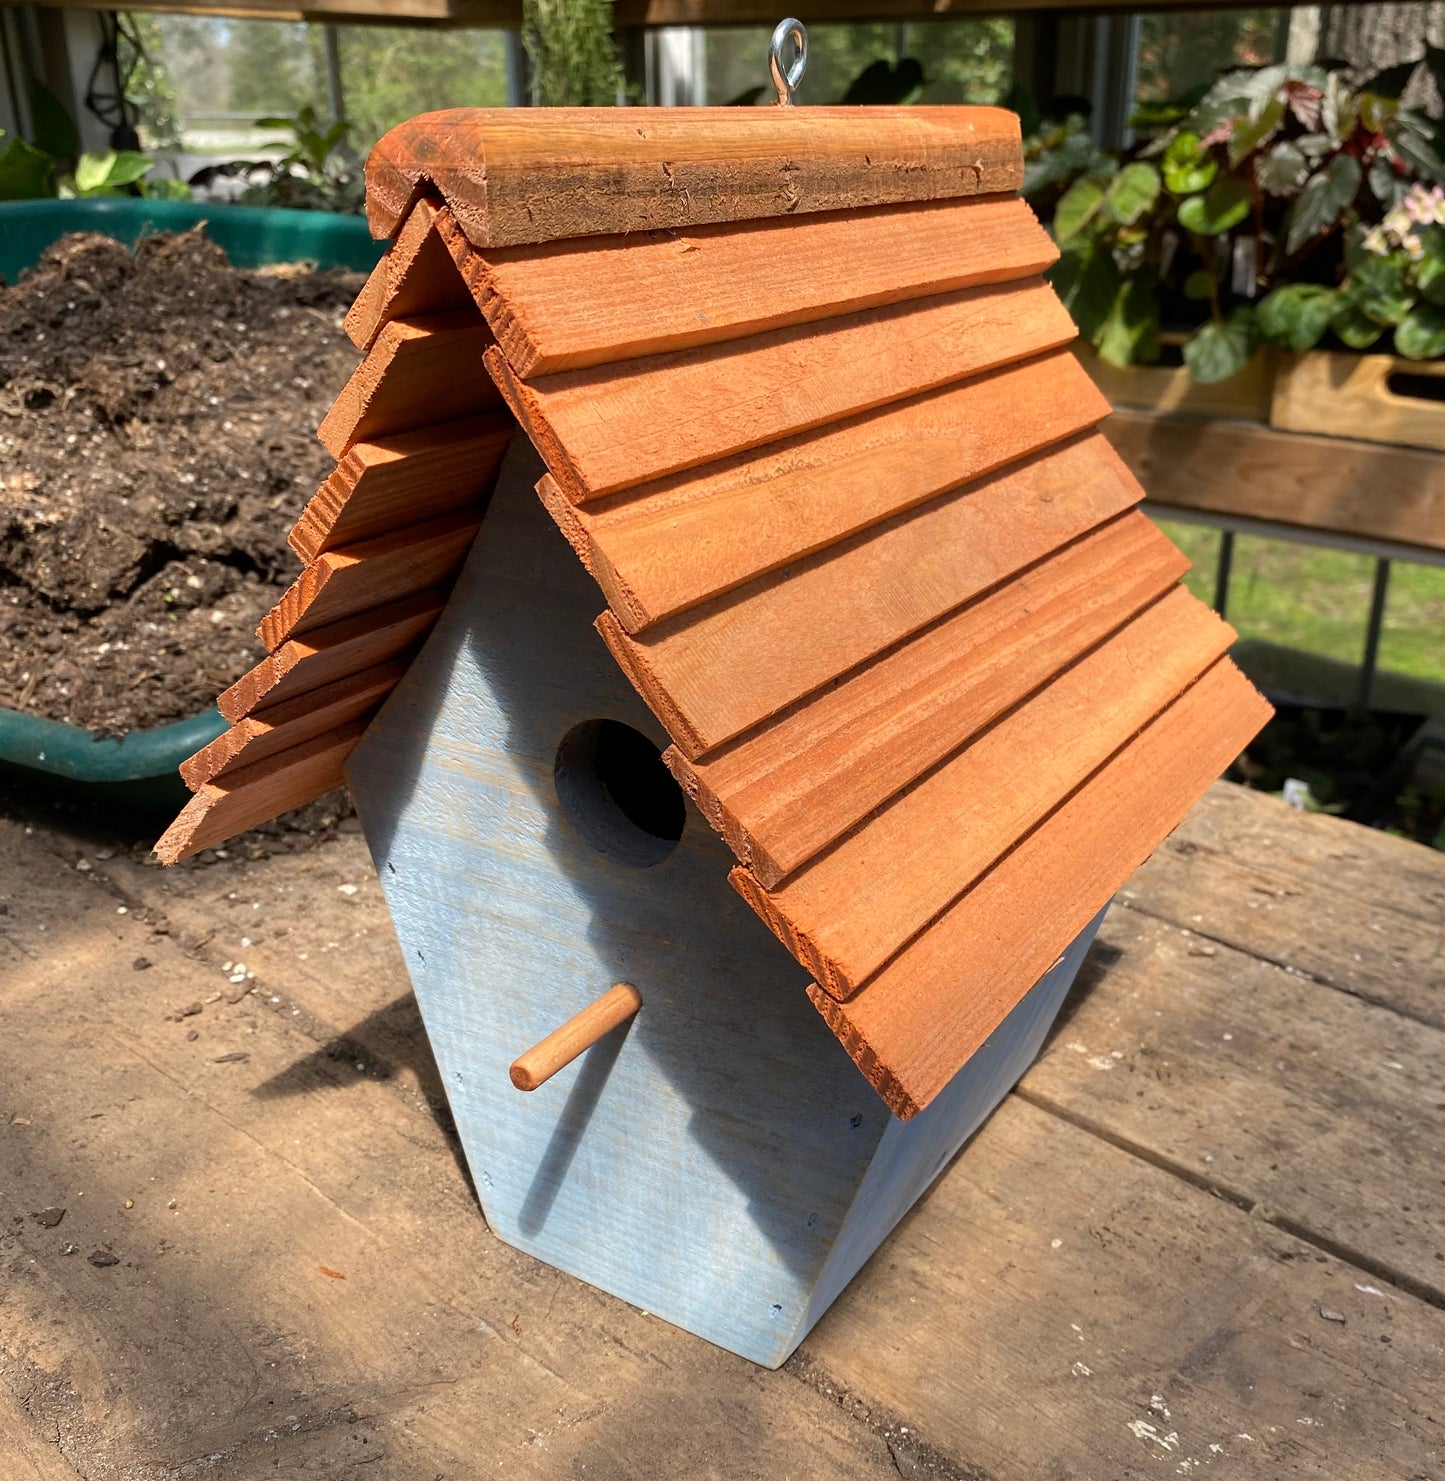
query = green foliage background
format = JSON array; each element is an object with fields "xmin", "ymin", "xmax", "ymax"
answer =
[{"xmin": 523, "ymin": 0, "xmax": 623, "ymax": 105}]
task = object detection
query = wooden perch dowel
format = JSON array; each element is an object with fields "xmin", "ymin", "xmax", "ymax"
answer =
[{"xmin": 509, "ymin": 983, "xmax": 642, "ymax": 1091}]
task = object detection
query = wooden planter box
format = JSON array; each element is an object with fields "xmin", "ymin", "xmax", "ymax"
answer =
[
  {"xmin": 1080, "ymin": 336, "xmax": 1445, "ymax": 457},
  {"xmin": 1270, "ymin": 350, "xmax": 1445, "ymax": 455},
  {"xmin": 1075, "ymin": 337, "xmax": 1274, "ymax": 423}
]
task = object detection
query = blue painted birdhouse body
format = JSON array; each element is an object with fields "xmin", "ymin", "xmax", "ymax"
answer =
[{"xmin": 347, "ymin": 442, "xmax": 1103, "ymax": 1367}]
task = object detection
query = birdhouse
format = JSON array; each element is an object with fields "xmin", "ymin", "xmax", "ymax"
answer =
[{"xmin": 157, "ymin": 103, "xmax": 1271, "ymax": 1368}]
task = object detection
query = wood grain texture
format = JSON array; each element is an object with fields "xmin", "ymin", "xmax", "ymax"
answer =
[
  {"xmin": 556, "ymin": 350, "xmax": 1112, "ymax": 634},
  {"xmin": 290, "ymin": 413, "xmax": 512, "ymax": 562},
  {"xmin": 808, "ymin": 1094, "xmax": 1445, "ymax": 1481},
  {"xmin": 466, "ymin": 195, "xmax": 1053, "ymax": 378},
  {"xmin": 1124, "ymin": 782, "xmax": 1445, "ymax": 1029},
  {"xmin": 0, "ymin": 821, "xmax": 910, "ymax": 1481},
  {"xmin": 492, "ymin": 278, "xmax": 1075, "ymax": 501},
  {"xmin": 733, "ymin": 588, "xmax": 1236, "ymax": 999},
  {"xmin": 26, "ymin": 781, "xmax": 1445, "ymax": 1478},
  {"xmin": 342, "ymin": 440, "xmax": 1094, "ymax": 1362},
  {"xmin": 258, "ymin": 510, "xmax": 481, "ymax": 651},
  {"xmin": 218, "ymin": 587, "xmax": 445, "ymax": 722},
  {"xmin": 1077, "ymin": 339, "xmax": 1274, "ymax": 421},
  {"xmin": 1270, "ymin": 348, "xmax": 1445, "ymax": 454},
  {"xmin": 1109, "ymin": 409, "xmax": 1445, "ymax": 554},
  {"xmin": 154, "ymin": 721, "xmax": 366, "ymax": 864},
  {"xmin": 807, "ymin": 658, "xmax": 1273, "ymax": 1116},
  {"xmin": 179, "ymin": 660, "xmax": 406, "ymax": 789},
  {"xmin": 364, "ymin": 107, "xmax": 1024, "ymax": 248},
  {"xmin": 597, "ymin": 431, "xmax": 1141, "ymax": 757},
  {"xmin": 1025, "ymin": 902, "xmax": 1445, "ymax": 1307},
  {"xmin": 317, "ymin": 310, "xmax": 499, "ymax": 460},
  {"xmin": 343, "ymin": 197, "xmax": 476, "ymax": 353},
  {"xmin": 667, "ymin": 514, "xmax": 1187, "ymax": 887}
]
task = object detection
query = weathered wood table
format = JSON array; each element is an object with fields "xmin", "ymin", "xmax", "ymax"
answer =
[{"xmin": 1, "ymin": 780, "xmax": 1441, "ymax": 1478}]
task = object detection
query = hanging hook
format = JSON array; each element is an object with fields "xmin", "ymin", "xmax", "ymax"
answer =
[{"xmin": 770, "ymin": 18, "xmax": 807, "ymax": 106}]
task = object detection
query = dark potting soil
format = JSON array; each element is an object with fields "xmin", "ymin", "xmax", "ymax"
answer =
[{"xmin": 0, "ymin": 227, "xmax": 364, "ymax": 735}]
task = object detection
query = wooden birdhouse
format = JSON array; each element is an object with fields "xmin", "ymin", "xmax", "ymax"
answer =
[{"xmin": 157, "ymin": 103, "xmax": 1271, "ymax": 1368}]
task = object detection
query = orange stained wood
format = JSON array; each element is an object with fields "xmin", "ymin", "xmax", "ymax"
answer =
[
  {"xmin": 732, "ymin": 587, "xmax": 1236, "ymax": 999},
  {"xmin": 365, "ymin": 107, "xmax": 1024, "ymax": 248},
  {"xmin": 290, "ymin": 413, "xmax": 513, "ymax": 562},
  {"xmin": 666, "ymin": 512, "xmax": 1187, "ymax": 888},
  {"xmin": 258, "ymin": 510, "xmax": 481, "ymax": 650},
  {"xmin": 317, "ymin": 309, "xmax": 500, "ymax": 459},
  {"xmin": 489, "ymin": 277, "xmax": 1075, "ymax": 501},
  {"xmin": 219, "ymin": 588, "xmax": 446, "ymax": 722},
  {"xmin": 808, "ymin": 658, "xmax": 1274, "ymax": 1118},
  {"xmin": 467, "ymin": 195, "xmax": 1054, "ymax": 377},
  {"xmin": 597, "ymin": 431, "xmax": 1141, "ymax": 757},
  {"xmin": 154, "ymin": 721, "xmax": 369, "ymax": 866},
  {"xmin": 546, "ymin": 350, "xmax": 1111, "ymax": 633},
  {"xmin": 508, "ymin": 983, "xmax": 643, "ymax": 1091},
  {"xmin": 343, "ymin": 198, "xmax": 476, "ymax": 352},
  {"xmin": 180, "ymin": 660, "xmax": 406, "ymax": 789}
]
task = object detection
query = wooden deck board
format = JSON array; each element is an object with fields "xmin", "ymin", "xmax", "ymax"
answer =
[
  {"xmin": 1123, "ymin": 783, "xmax": 1445, "ymax": 1028},
  {"xmin": 1024, "ymin": 904, "xmax": 1445, "ymax": 1305},
  {"xmin": 805, "ymin": 1096, "xmax": 1445, "ymax": 1480},
  {"xmin": 4, "ymin": 781, "xmax": 1443, "ymax": 1478},
  {"xmin": 1109, "ymin": 409, "xmax": 1445, "ymax": 556}
]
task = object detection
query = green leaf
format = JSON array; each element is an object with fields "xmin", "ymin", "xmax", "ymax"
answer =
[
  {"xmin": 1055, "ymin": 176, "xmax": 1106, "ymax": 243},
  {"xmin": 0, "ymin": 135, "xmax": 55, "ymax": 200},
  {"xmin": 1389, "ymin": 117, "xmax": 1445, "ymax": 184},
  {"xmin": 1394, "ymin": 303, "xmax": 1445, "ymax": 359},
  {"xmin": 1320, "ymin": 72, "xmax": 1358, "ymax": 145},
  {"xmin": 1352, "ymin": 253, "xmax": 1414, "ymax": 325},
  {"xmin": 1182, "ymin": 308, "xmax": 1258, "ymax": 384},
  {"xmin": 1047, "ymin": 239, "xmax": 1119, "ymax": 341},
  {"xmin": 105, "ymin": 151, "xmax": 154, "ymax": 187},
  {"xmin": 1127, "ymin": 100, "xmax": 1189, "ymax": 132},
  {"xmin": 1369, "ymin": 150, "xmax": 1410, "ymax": 210},
  {"xmin": 1359, "ymin": 92, "xmax": 1398, "ymax": 135},
  {"xmin": 1103, "ymin": 162, "xmax": 1160, "ymax": 226},
  {"xmin": 1177, "ymin": 177, "xmax": 1252, "ymax": 236},
  {"xmin": 1296, "ymin": 133, "xmax": 1333, "ymax": 165},
  {"xmin": 25, "ymin": 80, "xmax": 79, "ymax": 158},
  {"xmin": 1183, "ymin": 269, "xmax": 1216, "ymax": 301},
  {"xmin": 1256, "ymin": 283, "xmax": 1336, "ymax": 350},
  {"xmin": 1228, "ymin": 94, "xmax": 1285, "ymax": 167},
  {"xmin": 1255, "ymin": 141, "xmax": 1309, "ymax": 197},
  {"xmin": 1285, "ymin": 154, "xmax": 1361, "ymax": 256},
  {"xmin": 1162, "ymin": 132, "xmax": 1216, "ymax": 195},
  {"xmin": 1096, "ymin": 276, "xmax": 1161, "ymax": 367},
  {"xmin": 1331, "ymin": 299, "xmax": 1387, "ymax": 349},
  {"xmin": 73, "ymin": 150, "xmax": 115, "ymax": 193},
  {"xmin": 140, "ymin": 175, "xmax": 191, "ymax": 201},
  {"xmin": 1418, "ymin": 244, "xmax": 1445, "ymax": 306}
]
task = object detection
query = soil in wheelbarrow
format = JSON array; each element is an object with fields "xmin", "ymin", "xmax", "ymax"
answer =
[{"xmin": 0, "ymin": 226, "xmax": 363, "ymax": 736}]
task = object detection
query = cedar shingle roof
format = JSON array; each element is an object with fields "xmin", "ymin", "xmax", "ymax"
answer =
[{"xmin": 157, "ymin": 107, "xmax": 1271, "ymax": 1118}]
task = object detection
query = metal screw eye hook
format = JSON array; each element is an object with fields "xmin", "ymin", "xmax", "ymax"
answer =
[{"xmin": 770, "ymin": 18, "xmax": 807, "ymax": 107}]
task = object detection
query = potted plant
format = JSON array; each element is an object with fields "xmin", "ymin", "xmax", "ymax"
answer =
[{"xmin": 1027, "ymin": 55, "xmax": 1445, "ymax": 448}]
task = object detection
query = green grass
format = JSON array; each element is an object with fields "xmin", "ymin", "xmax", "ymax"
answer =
[{"xmin": 1157, "ymin": 520, "xmax": 1445, "ymax": 686}]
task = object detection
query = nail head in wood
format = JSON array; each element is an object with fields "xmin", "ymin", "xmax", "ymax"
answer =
[{"xmin": 509, "ymin": 983, "xmax": 642, "ymax": 1091}]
